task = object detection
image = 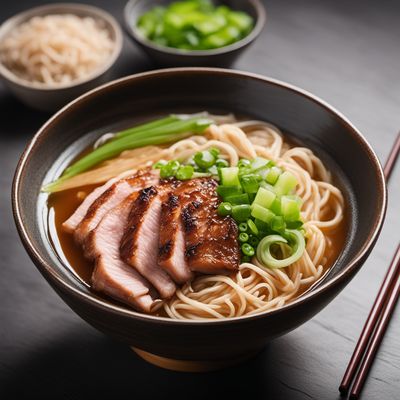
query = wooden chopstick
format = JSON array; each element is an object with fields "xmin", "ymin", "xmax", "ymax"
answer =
[
  {"xmin": 383, "ymin": 131, "xmax": 400, "ymax": 180},
  {"xmin": 339, "ymin": 131, "xmax": 400, "ymax": 397},
  {"xmin": 349, "ymin": 246, "xmax": 400, "ymax": 399}
]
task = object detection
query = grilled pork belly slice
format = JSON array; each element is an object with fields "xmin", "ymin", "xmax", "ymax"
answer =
[
  {"xmin": 120, "ymin": 183, "xmax": 177, "ymax": 299},
  {"xmin": 74, "ymin": 169, "xmax": 158, "ymax": 245},
  {"xmin": 182, "ymin": 179, "xmax": 240, "ymax": 274},
  {"xmin": 158, "ymin": 179, "xmax": 212, "ymax": 283},
  {"xmin": 62, "ymin": 175, "xmax": 121, "ymax": 233},
  {"xmin": 90, "ymin": 192, "xmax": 156, "ymax": 312}
]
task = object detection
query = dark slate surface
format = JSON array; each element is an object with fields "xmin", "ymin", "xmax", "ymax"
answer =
[{"xmin": 0, "ymin": 1, "xmax": 399, "ymax": 399}]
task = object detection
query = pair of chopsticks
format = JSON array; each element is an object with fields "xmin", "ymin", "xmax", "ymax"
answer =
[{"xmin": 339, "ymin": 132, "xmax": 400, "ymax": 399}]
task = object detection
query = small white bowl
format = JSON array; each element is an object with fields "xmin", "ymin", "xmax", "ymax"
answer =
[{"xmin": 0, "ymin": 3, "xmax": 123, "ymax": 112}]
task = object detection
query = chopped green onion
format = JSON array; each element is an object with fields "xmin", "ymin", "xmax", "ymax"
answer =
[
  {"xmin": 238, "ymin": 222, "xmax": 248, "ymax": 232},
  {"xmin": 137, "ymin": 0, "xmax": 254, "ymax": 51},
  {"xmin": 228, "ymin": 11, "xmax": 254, "ymax": 33},
  {"xmin": 216, "ymin": 185, "xmax": 242, "ymax": 198},
  {"xmin": 176, "ymin": 165, "xmax": 194, "ymax": 180},
  {"xmin": 286, "ymin": 220, "xmax": 304, "ymax": 229},
  {"xmin": 257, "ymin": 230, "xmax": 305, "ymax": 269},
  {"xmin": 274, "ymin": 171, "xmax": 298, "ymax": 196},
  {"xmin": 240, "ymin": 174, "xmax": 260, "ymax": 194},
  {"xmin": 249, "ymin": 235, "xmax": 260, "ymax": 247},
  {"xmin": 160, "ymin": 160, "xmax": 180, "ymax": 178},
  {"xmin": 265, "ymin": 166, "xmax": 282, "ymax": 185},
  {"xmin": 238, "ymin": 159, "xmax": 251, "ymax": 168},
  {"xmin": 251, "ymin": 157, "xmax": 270, "ymax": 170},
  {"xmin": 269, "ymin": 198, "xmax": 282, "ymax": 215},
  {"xmin": 252, "ymin": 187, "xmax": 276, "ymax": 209},
  {"xmin": 209, "ymin": 147, "xmax": 220, "ymax": 158},
  {"xmin": 194, "ymin": 150, "xmax": 217, "ymax": 169},
  {"xmin": 220, "ymin": 167, "xmax": 240, "ymax": 186},
  {"xmin": 217, "ymin": 202, "xmax": 233, "ymax": 217},
  {"xmin": 239, "ymin": 232, "xmax": 249, "ymax": 243},
  {"xmin": 232, "ymin": 204, "xmax": 252, "ymax": 222},
  {"xmin": 215, "ymin": 158, "xmax": 230, "ymax": 168},
  {"xmin": 247, "ymin": 219, "xmax": 259, "ymax": 236},
  {"xmin": 225, "ymin": 193, "xmax": 250, "ymax": 205},
  {"xmin": 207, "ymin": 165, "xmax": 219, "ymax": 176},
  {"xmin": 254, "ymin": 218, "xmax": 270, "ymax": 232},
  {"xmin": 251, "ymin": 204, "xmax": 275, "ymax": 223},
  {"xmin": 270, "ymin": 216, "xmax": 286, "ymax": 234},
  {"xmin": 241, "ymin": 243, "xmax": 255, "ymax": 257},
  {"xmin": 281, "ymin": 195, "xmax": 301, "ymax": 221}
]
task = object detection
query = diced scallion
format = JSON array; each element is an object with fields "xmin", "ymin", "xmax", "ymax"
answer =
[
  {"xmin": 274, "ymin": 171, "xmax": 298, "ymax": 196},
  {"xmin": 252, "ymin": 187, "xmax": 276, "ymax": 209},
  {"xmin": 232, "ymin": 204, "xmax": 251, "ymax": 222},
  {"xmin": 251, "ymin": 204, "xmax": 275, "ymax": 223},
  {"xmin": 217, "ymin": 202, "xmax": 233, "ymax": 217},
  {"xmin": 220, "ymin": 167, "xmax": 240, "ymax": 186}
]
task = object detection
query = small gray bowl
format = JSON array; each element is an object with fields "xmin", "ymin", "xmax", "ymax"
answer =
[
  {"xmin": 124, "ymin": 0, "xmax": 266, "ymax": 67},
  {"xmin": 0, "ymin": 3, "xmax": 123, "ymax": 112}
]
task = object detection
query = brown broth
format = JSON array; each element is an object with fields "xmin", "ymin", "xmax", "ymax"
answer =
[{"xmin": 48, "ymin": 185, "xmax": 97, "ymax": 284}]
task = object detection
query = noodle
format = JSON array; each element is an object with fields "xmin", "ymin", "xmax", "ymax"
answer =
[
  {"xmin": 0, "ymin": 14, "xmax": 114, "ymax": 86},
  {"xmin": 158, "ymin": 120, "xmax": 344, "ymax": 319}
]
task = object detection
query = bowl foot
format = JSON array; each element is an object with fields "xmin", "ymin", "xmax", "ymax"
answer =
[{"xmin": 131, "ymin": 347, "xmax": 262, "ymax": 372}]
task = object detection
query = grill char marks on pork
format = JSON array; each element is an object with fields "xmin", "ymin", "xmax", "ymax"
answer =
[
  {"xmin": 89, "ymin": 192, "xmax": 156, "ymax": 313},
  {"xmin": 181, "ymin": 179, "xmax": 240, "ymax": 274},
  {"xmin": 158, "ymin": 178, "xmax": 214, "ymax": 283},
  {"xmin": 120, "ymin": 183, "xmax": 177, "ymax": 299},
  {"xmin": 74, "ymin": 169, "xmax": 158, "ymax": 246}
]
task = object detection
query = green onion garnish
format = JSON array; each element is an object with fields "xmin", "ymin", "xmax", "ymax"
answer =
[
  {"xmin": 256, "ymin": 230, "xmax": 305, "ymax": 269},
  {"xmin": 238, "ymin": 222, "xmax": 248, "ymax": 232},
  {"xmin": 241, "ymin": 243, "xmax": 255, "ymax": 257},
  {"xmin": 42, "ymin": 115, "xmax": 213, "ymax": 192},
  {"xmin": 194, "ymin": 150, "xmax": 217, "ymax": 169},
  {"xmin": 239, "ymin": 232, "xmax": 249, "ymax": 243},
  {"xmin": 176, "ymin": 165, "xmax": 194, "ymax": 180},
  {"xmin": 217, "ymin": 202, "xmax": 233, "ymax": 217}
]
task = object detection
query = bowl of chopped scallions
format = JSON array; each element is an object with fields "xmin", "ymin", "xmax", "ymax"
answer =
[{"xmin": 124, "ymin": 0, "xmax": 266, "ymax": 67}]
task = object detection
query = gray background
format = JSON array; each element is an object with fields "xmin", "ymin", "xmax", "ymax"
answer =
[{"xmin": 0, "ymin": 1, "xmax": 399, "ymax": 399}]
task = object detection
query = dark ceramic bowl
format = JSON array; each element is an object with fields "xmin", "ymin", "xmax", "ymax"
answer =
[
  {"xmin": 13, "ymin": 68, "xmax": 386, "ymax": 371},
  {"xmin": 124, "ymin": 0, "xmax": 266, "ymax": 67}
]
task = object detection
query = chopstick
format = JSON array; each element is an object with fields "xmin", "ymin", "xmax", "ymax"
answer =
[
  {"xmin": 383, "ymin": 131, "xmax": 400, "ymax": 180},
  {"xmin": 349, "ymin": 246, "xmax": 400, "ymax": 398},
  {"xmin": 339, "ymin": 131, "xmax": 400, "ymax": 398}
]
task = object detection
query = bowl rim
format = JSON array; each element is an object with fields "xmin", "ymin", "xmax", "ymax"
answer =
[
  {"xmin": 0, "ymin": 3, "xmax": 123, "ymax": 91},
  {"xmin": 123, "ymin": 0, "xmax": 266, "ymax": 57},
  {"xmin": 12, "ymin": 67, "xmax": 387, "ymax": 326}
]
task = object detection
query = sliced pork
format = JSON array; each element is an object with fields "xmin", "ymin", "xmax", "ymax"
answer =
[
  {"xmin": 120, "ymin": 183, "xmax": 177, "ymax": 299},
  {"xmin": 89, "ymin": 191, "xmax": 156, "ymax": 312},
  {"xmin": 182, "ymin": 179, "xmax": 240, "ymax": 274},
  {"xmin": 158, "ymin": 179, "xmax": 211, "ymax": 283},
  {"xmin": 62, "ymin": 175, "xmax": 121, "ymax": 233},
  {"xmin": 74, "ymin": 169, "xmax": 158, "ymax": 245}
]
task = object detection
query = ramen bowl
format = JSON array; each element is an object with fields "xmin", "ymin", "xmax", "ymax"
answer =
[
  {"xmin": 12, "ymin": 68, "xmax": 386, "ymax": 371},
  {"xmin": 124, "ymin": 0, "xmax": 266, "ymax": 67},
  {"xmin": 0, "ymin": 3, "xmax": 123, "ymax": 112}
]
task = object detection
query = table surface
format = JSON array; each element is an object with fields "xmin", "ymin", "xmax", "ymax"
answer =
[{"xmin": 1, "ymin": 1, "xmax": 399, "ymax": 399}]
